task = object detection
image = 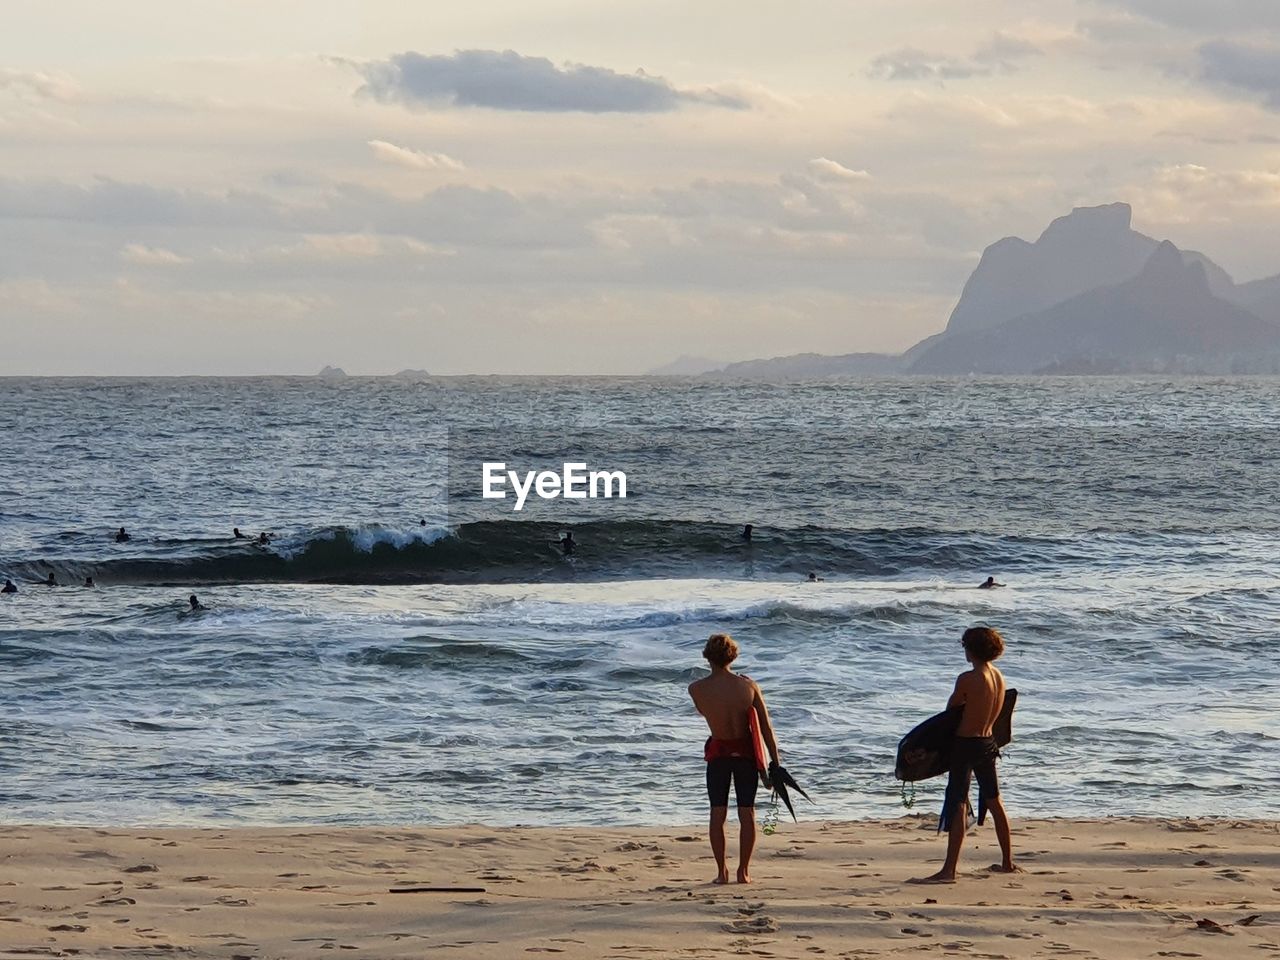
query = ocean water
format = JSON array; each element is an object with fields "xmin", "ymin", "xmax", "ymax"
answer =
[{"xmin": 1, "ymin": 376, "xmax": 1278, "ymax": 826}]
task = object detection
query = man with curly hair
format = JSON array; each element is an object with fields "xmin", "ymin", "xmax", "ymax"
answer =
[
  {"xmin": 688, "ymin": 633, "xmax": 780, "ymax": 884},
  {"xmin": 911, "ymin": 625, "xmax": 1017, "ymax": 884}
]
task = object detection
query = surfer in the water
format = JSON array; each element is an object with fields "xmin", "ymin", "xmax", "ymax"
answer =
[
  {"xmin": 978, "ymin": 576, "xmax": 1004, "ymax": 589},
  {"xmin": 688, "ymin": 633, "xmax": 781, "ymax": 885},
  {"xmin": 741, "ymin": 524, "xmax": 753, "ymax": 542},
  {"xmin": 559, "ymin": 531, "xmax": 575, "ymax": 556},
  {"xmin": 1, "ymin": 579, "xmax": 16, "ymax": 594},
  {"xmin": 233, "ymin": 528, "xmax": 246, "ymax": 539},
  {"xmin": 115, "ymin": 527, "xmax": 130, "ymax": 543},
  {"xmin": 188, "ymin": 594, "xmax": 205, "ymax": 611},
  {"xmin": 910, "ymin": 626, "xmax": 1017, "ymax": 884}
]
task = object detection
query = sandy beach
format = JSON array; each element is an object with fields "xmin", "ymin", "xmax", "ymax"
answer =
[{"xmin": 2, "ymin": 817, "xmax": 1277, "ymax": 959}]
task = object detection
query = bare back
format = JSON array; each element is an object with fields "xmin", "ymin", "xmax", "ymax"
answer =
[
  {"xmin": 950, "ymin": 663, "xmax": 1006, "ymax": 738},
  {"xmin": 689, "ymin": 671, "xmax": 757, "ymax": 739}
]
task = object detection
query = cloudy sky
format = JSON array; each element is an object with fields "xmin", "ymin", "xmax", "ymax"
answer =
[{"xmin": 3, "ymin": 0, "xmax": 1280, "ymax": 374}]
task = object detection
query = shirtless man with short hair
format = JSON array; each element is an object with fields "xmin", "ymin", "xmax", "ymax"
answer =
[
  {"xmin": 911, "ymin": 625, "xmax": 1017, "ymax": 883},
  {"xmin": 688, "ymin": 633, "xmax": 780, "ymax": 885}
]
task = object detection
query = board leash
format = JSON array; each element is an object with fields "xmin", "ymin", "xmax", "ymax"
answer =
[{"xmin": 762, "ymin": 791, "xmax": 781, "ymax": 835}]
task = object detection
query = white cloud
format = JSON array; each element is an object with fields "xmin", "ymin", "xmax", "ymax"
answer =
[
  {"xmin": 367, "ymin": 139, "xmax": 465, "ymax": 171},
  {"xmin": 868, "ymin": 32, "xmax": 1044, "ymax": 82},
  {"xmin": 0, "ymin": 68, "xmax": 79, "ymax": 101},
  {"xmin": 110, "ymin": 276, "xmax": 323, "ymax": 322},
  {"xmin": 0, "ymin": 277, "xmax": 79, "ymax": 312},
  {"xmin": 214, "ymin": 232, "xmax": 450, "ymax": 264},
  {"xmin": 807, "ymin": 158, "xmax": 871, "ymax": 182},
  {"xmin": 120, "ymin": 243, "xmax": 191, "ymax": 265}
]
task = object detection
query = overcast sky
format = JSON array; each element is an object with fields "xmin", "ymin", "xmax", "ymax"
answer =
[{"xmin": 3, "ymin": 0, "xmax": 1280, "ymax": 374}]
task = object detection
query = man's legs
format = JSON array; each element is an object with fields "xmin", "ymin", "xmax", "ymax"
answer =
[
  {"xmin": 708, "ymin": 806, "xmax": 730, "ymax": 884},
  {"xmin": 939, "ymin": 798, "xmax": 967, "ymax": 879},
  {"xmin": 706, "ymin": 759, "xmax": 733, "ymax": 884},
  {"xmin": 737, "ymin": 806, "xmax": 756, "ymax": 884},
  {"xmin": 910, "ymin": 769, "xmax": 970, "ymax": 884},
  {"xmin": 908, "ymin": 797, "xmax": 968, "ymax": 883},
  {"xmin": 986, "ymin": 795, "xmax": 1016, "ymax": 872}
]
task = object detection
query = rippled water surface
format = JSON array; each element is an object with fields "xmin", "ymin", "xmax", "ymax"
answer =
[{"xmin": 2, "ymin": 376, "xmax": 1279, "ymax": 824}]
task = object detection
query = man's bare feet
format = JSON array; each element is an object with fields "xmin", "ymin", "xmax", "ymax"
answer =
[
  {"xmin": 907, "ymin": 871, "xmax": 957, "ymax": 885},
  {"xmin": 712, "ymin": 868, "xmax": 730, "ymax": 885},
  {"xmin": 987, "ymin": 863, "xmax": 1022, "ymax": 874},
  {"xmin": 736, "ymin": 867, "xmax": 752, "ymax": 884}
]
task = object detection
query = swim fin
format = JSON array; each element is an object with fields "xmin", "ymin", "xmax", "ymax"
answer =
[{"xmin": 767, "ymin": 760, "xmax": 813, "ymax": 822}]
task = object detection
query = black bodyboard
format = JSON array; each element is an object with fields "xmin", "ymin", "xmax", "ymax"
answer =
[{"xmin": 894, "ymin": 688, "xmax": 1017, "ymax": 782}]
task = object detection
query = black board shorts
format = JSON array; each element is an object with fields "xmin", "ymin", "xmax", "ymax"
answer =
[
  {"xmin": 707, "ymin": 757, "xmax": 759, "ymax": 808},
  {"xmin": 940, "ymin": 735, "xmax": 1000, "ymax": 831}
]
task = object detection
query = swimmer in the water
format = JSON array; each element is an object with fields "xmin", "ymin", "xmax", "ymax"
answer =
[
  {"xmin": 43, "ymin": 572, "xmax": 58, "ymax": 586},
  {"xmin": 742, "ymin": 524, "xmax": 753, "ymax": 542},
  {"xmin": 1, "ymin": 579, "xmax": 16, "ymax": 594},
  {"xmin": 115, "ymin": 527, "xmax": 130, "ymax": 543},
  {"xmin": 559, "ymin": 530, "xmax": 575, "ymax": 556},
  {"xmin": 83, "ymin": 576, "xmax": 95, "ymax": 588},
  {"xmin": 806, "ymin": 572, "xmax": 824, "ymax": 582},
  {"xmin": 978, "ymin": 576, "xmax": 1004, "ymax": 589},
  {"xmin": 233, "ymin": 527, "xmax": 247, "ymax": 539},
  {"xmin": 257, "ymin": 532, "xmax": 271, "ymax": 545},
  {"xmin": 188, "ymin": 594, "xmax": 205, "ymax": 611},
  {"xmin": 420, "ymin": 518, "xmax": 427, "ymax": 526}
]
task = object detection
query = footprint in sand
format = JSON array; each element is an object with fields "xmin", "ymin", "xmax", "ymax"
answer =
[
  {"xmin": 724, "ymin": 916, "xmax": 779, "ymax": 934},
  {"xmin": 615, "ymin": 841, "xmax": 660, "ymax": 852}
]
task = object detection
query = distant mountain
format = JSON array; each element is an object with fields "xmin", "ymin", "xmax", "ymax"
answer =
[
  {"xmin": 646, "ymin": 355, "xmax": 725, "ymax": 376},
  {"xmin": 710, "ymin": 351, "xmax": 903, "ymax": 379},
  {"xmin": 909, "ymin": 241, "xmax": 1280, "ymax": 374},
  {"xmin": 316, "ymin": 365, "xmax": 347, "ymax": 379},
  {"xmin": 391, "ymin": 368, "xmax": 432, "ymax": 380},
  {"xmin": 944, "ymin": 203, "xmax": 1234, "ymax": 336},
  {"xmin": 1228, "ymin": 273, "xmax": 1280, "ymax": 326},
  {"xmin": 690, "ymin": 202, "xmax": 1280, "ymax": 379}
]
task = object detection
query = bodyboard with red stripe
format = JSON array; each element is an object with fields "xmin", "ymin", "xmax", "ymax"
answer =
[{"xmin": 747, "ymin": 706, "xmax": 767, "ymax": 775}]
